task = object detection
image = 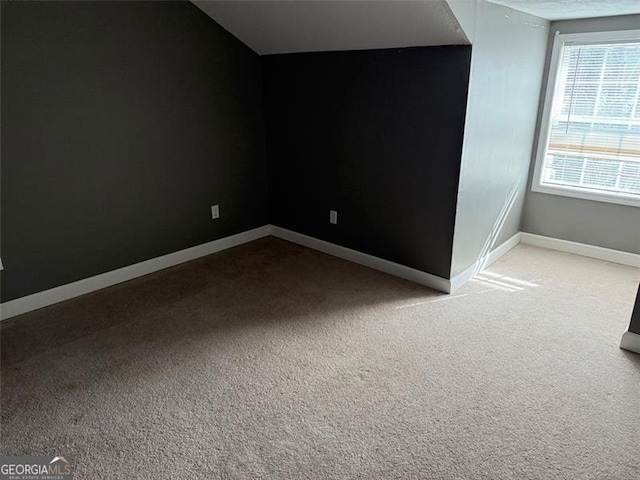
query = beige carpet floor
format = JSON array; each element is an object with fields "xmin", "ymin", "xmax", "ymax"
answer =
[{"xmin": 1, "ymin": 237, "xmax": 639, "ymax": 479}]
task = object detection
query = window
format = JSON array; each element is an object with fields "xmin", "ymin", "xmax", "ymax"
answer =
[{"xmin": 532, "ymin": 30, "xmax": 640, "ymax": 207}]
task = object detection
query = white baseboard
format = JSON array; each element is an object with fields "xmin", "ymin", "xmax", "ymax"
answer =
[
  {"xmin": 270, "ymin": 226, "xmax": 451, "ymax": 293},
  {"xmin": 449, "ymin": 232, "xmax": 522, "ymax": 293},
  {"xmin": 520, "ymin": 232, "xmax": 640, "ymax": 267},
  {"xmin": 620, "ymin": 331, "xmax": 640, "ymax": 354},
  {"xmin": 0, "ymin": 225, "xmax": 271, "ymax": 321},
  {"xmin": 3, "ymin": 225, "xmax": 637, "ymax": 321}
]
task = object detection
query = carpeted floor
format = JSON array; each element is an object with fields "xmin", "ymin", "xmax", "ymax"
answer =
[{"xmin": 1, "ymin": 237, "xmax": 639, "ymax": 479}]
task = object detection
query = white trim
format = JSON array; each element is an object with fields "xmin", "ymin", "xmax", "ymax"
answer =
[
  {"xmin": 531, "ymin": 29, "xmax": 640, "ymax": 208},
  {"xmin": 270, "ymin": 226, "xmax": 451, "ymax": 293},
  {"xmin": 0, "ymin": 225, "xmax": 271, "ymax": 320},
  {"xmin": 532, "ymin": 183, "xmax": 640, "ymax": 208},
  {"xmin": 3, "ymin": 226, "xmax": 637, "ymax": 322},
  {"xmin": 558, "ymin": 29, "xmax": 640, "ymax": 45},
  {"xmin": 620, "ymin": 331, "xmax": 640, "ymax": 354},
  {"xmin": 449, "ymin": 232, "xmax": 522, "ymax": 294},
  {"xmin": 520, "ymin": 232, "xmax": 640, "ymax": 267},
  {"xmin": 531, "ymin": 30, "xmax": 564, "ymax": 199}
]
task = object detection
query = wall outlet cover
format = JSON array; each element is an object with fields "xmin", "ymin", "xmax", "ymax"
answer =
[
  {"xmin": 330, "ymin": 210, "xmax": 338, "ymax": 224},
  {"xmin": 211, "ymin": 205, "xmax": 220, "ymax": 219}
]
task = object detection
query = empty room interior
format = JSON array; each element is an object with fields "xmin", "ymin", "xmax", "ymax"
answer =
[{"xmin": 2, "ymin": 0, "xmax": 640, "ymax": 478}]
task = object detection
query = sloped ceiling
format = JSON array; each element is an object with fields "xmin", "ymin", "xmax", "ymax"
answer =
[
  {"xmin": 192, "ymin": 1, "xmax": 469, "ymax": 55},
  {"xmin": 488, "ymin": 0, "xmax": 640, "ymax": 21}
]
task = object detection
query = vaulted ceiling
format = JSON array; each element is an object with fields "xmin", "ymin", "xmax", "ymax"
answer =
[
  {"xmin": 192, "ymin": 0, "xmax": 640, "ymax": 56},
  {"xmin": 192, "ymin": 1, "xmax": 469, "ymax": 55}
]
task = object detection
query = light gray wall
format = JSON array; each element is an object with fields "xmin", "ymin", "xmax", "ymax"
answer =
[
  {"xmin": 521, "ymin": 14, "xmax": 640, "ymax": 254},
  {"xmin": 446, "ymin": 0, "xmax": 477, "ymax": 43},
  {"xmin": 450, "ymin": 0, "xmax": 549, "ymax": 276}
]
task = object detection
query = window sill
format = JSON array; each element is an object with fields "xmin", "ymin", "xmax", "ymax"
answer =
[{"xmin": 531, "ymin": 183, "xmax": 640, "ymax": 208}]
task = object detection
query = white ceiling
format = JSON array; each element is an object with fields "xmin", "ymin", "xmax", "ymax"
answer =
[
  {"xmin": 488, "ymin": 0, "xmax": 640, "ymax": 21},
  {"xmin": 192, "ymin": 1, "xmax": 469, "ymax": 55}
]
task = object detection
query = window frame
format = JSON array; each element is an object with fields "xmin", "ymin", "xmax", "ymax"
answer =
[{"xmin": 532, "ymin": 29, "xmax": 640, "ymax": 208}]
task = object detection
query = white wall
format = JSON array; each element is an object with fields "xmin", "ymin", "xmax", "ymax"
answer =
[
  {"xmin": 521, "ymin": 14, "xmax": 640, "ymax": 254},
  {"xmin": 450, "ymin": 0, "xmax": 549, "ymax": 276},
  {"xmin": 446, "ymin": 0, "xmax": 477, "ymax": 42}
]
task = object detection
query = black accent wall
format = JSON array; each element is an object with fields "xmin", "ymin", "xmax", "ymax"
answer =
[
  {"xmin": 629, "ymin": 285, "xmax": 640, "ymax": 335},
  {"xmin": 262, "ymin": 47, "xmax": 471, "ymax": 279},
  {"xmin": 1, "ymin": 1, "xmax": 268, "ymax": 301}
]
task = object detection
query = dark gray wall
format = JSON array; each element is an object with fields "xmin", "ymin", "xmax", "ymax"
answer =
[
  {"xmin": 521, "ymin": 14, "xmax": 640, "ymax": 254},
  {"xmin": 262, "ymin": 47, "xmax": 471, "ymax": 279},
  {"xmin": 450, "ymin": 0, "xmax": 549, "ymax": 277},
  {"xmin": 1, "ymin": 1, "xmax": 268, "ymax": 302},
  {"xmin": 629, "ymin": 285, "xmax": 640, "ymax": 335}
]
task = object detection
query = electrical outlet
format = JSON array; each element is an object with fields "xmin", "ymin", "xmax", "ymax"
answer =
[
  {"xmin": 211, "ymin": 205, "xmax": 220, "ymax": 219},
  {"xmin": 329, "ymin": 210, "xmax": 338, "ymax": 224}
]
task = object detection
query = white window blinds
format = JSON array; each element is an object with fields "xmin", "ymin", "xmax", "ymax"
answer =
[{"xmin": 539, "ymin": 39, "xmax": 640, "ymax": 203}]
